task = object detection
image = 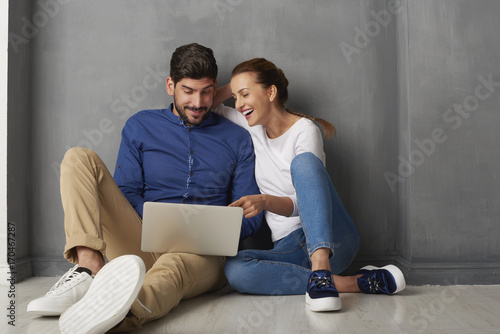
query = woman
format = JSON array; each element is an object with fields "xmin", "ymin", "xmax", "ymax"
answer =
[{"xmin": 214, "ymin": 58, "xmax": 405, "ymax": 312}]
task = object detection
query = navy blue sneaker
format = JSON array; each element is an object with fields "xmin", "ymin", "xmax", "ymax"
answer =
[
  {"xmin": 306, "ymin": 270, "xmax": 341, "ymax": 312},
  {"xmin": 356, "ymin": 265, "xmax": 406, "ymax": 294}
]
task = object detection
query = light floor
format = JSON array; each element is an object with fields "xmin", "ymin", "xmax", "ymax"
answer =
[{"xmin": 2, "ymin": 277, "xmax": 500, "ymax": 334}]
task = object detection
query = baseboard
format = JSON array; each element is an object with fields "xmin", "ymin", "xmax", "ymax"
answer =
[
  {"xmin": 24, "ymin": 256, "xmax": 500, "ymax": 285},
  {"xmin": 395, "ymin": 257, "xmax": 500, "ymax": 285},
  {"xmin": 0, "ymin": 256, "xmax": 33, "ymax": 285},
  {"xmin": 342, "ymin": 256, "xmax": 500, "ymax": 285},
  {"xmin": 341, "ymin": 255, "xmax": 399, "ymax": 276},
  {"xmin": 31, "ymin": 256, "xmax": 74, "ymax": 277}
]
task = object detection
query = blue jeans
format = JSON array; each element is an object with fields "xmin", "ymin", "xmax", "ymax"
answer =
[{"xmin": 225, "ymin": 152, "xmax": 360, "ymax": 295}]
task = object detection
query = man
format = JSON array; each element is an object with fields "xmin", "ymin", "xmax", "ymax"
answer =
[{"xmin": 27, "ymin": 43, "xmax": 262, "ymax": 333}]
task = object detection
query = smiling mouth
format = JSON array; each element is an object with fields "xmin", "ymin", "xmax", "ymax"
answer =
[
  {"xmin": 185, "ymin": 107, "xmax": 207, "ymax": 116},
  {"xmin": 242, "ymin": 109, "xmax": 254, "ymax": 119}
]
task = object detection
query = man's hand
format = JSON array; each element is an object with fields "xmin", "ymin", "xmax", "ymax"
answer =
[{"xmin": 229, "ymin": 194, "xmax": 267, "ymax": 218}]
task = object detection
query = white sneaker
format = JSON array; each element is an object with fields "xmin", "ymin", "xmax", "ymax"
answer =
[
  {"xmin": 27, "ymin": 265, "xmax": 93, "ymax": 316},
  {"xmin": 59, "ymin": 255, "xmax": 146, "ymax": 334}
]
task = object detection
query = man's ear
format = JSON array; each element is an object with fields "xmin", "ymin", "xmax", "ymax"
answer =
[{"xmin": 166, "ymin": 77, "xmax": 175, "ymax": 96}]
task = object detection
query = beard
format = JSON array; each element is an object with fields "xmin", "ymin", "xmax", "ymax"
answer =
[{"xmin": 173, "ymin": 96, "xmax": 211, "ymax": 127}]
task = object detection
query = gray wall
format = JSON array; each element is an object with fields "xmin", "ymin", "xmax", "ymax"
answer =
[
  {"xmin": 8, "ymin": 0, "xmax": 33, "ymax": 280},
  {"xmin": 399, "ymin": 0, "xmax": 500, "ymax": 284},
  {"xmin": 7, "ymin": 0, "xmax": 500, "ymax": 284}
]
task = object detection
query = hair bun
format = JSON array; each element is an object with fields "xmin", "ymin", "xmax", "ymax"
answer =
[{"xmin": 277, "ymin": 68, "xmax": 289, "ymax": 88}]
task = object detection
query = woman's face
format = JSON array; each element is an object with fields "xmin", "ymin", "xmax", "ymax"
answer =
[{"xmin": 230, "ymin": 72, "xmax": 272, "ymax": 127}]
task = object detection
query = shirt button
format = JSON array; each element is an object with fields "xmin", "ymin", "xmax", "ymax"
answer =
[
  {"xmin": 189, "ymin": 128, "xmax": 192, "ymax": 132},
  {"xmin": 190, "ymin": 150, "xmax": 194, "ymax": 154},
  {"xmin": 190, "ymin": 172, "xmax": 194, "ymax": 176}
]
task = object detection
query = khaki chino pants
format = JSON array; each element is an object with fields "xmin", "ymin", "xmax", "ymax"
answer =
[{"xmin": 60, "ymin": 147, "xmax": 226, "ymax": 331}]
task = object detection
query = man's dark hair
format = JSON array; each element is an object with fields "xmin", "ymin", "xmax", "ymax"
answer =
[{"xmin": 170, "ymin": 43, "xmax": 218, "ymax": 85}]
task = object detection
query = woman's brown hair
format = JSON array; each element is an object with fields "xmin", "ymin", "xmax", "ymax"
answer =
[{"xmin": 231, "ymin": 58, "xmax": 336, "ymax": 138}]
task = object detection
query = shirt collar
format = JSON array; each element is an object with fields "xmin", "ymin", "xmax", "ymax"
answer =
[{"xmin": 164, "ymin": 103, "xmax": 217, "ymax": 128}]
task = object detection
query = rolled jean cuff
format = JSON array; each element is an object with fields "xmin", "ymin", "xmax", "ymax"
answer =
[
  {"xmin": 63, "ymin": 233, "xmax": 106, "ymax": 264},
  {"xmin": 308, "ymin": 242, "xmax": 335, "ymax": 258}
]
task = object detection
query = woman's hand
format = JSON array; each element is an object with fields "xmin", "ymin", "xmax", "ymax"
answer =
[
  {"xmin": 229, "ymin": 194, "xmax": 294, "ymax": 218},
  {"xmin": 213, "ymin": 84, "xmax": 232, "ymax": 107},
  {"xmin": 229, "ymin": 194, "xmax": 267, "ymax": 218}
]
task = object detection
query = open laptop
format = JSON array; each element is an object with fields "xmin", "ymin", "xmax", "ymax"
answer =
[{"xmin": 141, "ymin": 202, "xmax": 244, "ymax": 256}]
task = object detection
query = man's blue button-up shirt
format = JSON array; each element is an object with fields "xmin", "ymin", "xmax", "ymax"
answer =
[{"xmin": 113, "ymin": 104, "xmax": 262, "ymax": 240}]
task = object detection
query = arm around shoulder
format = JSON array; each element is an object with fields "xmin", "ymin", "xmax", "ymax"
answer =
[{"xmin": 213, "ymin": 84, "xmax": 232, "ymax": 107}]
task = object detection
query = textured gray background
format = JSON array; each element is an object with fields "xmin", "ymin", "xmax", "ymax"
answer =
[{"xmin": 8, "ymin": 0, "xmax": 500, "ymax": 284}]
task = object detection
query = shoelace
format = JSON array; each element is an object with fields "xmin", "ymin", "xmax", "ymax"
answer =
[{"xmin": 47, "ymin": 265, "xmax": 82, "ymax": 294}]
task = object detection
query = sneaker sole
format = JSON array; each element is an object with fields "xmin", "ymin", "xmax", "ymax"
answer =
[
  {"xmin": 360, "ymin": 264, "xmax": 406, "ymax": 294},
  {"xmin": 305, "ymin": 293, "xmax": 342, "ymax": 312},
  {"xmin": 28, "ymin": 306, "xmax": 76, "ymax": 317},
  {"xmin": 59, "ymin": 255, "xmax": 146, "ymax": 334}
]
